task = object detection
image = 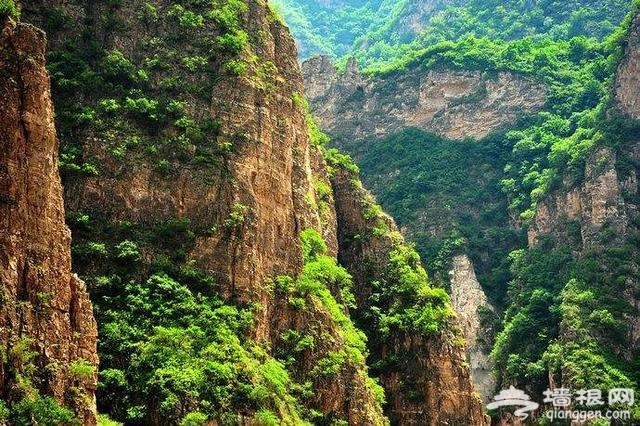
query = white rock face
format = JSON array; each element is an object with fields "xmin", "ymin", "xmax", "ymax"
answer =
[
  {"xmin": 302, "ymin": 55, "xmax": 546, "ymax": 143},
  {"xmin": 449, "ymin": 254, "xmax": 496, "ymax": 403},
  {"xmin": 616, "ymin": 14, "xmax": 640, "ymax": 119}
]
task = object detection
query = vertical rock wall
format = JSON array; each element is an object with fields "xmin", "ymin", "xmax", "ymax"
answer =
[{"xmin": 0, "ymin": 20, "xmax": 98, "ymax": 424}]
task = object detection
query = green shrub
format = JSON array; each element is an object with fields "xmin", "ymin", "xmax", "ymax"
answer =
[
  {"xmin": 223, "ymin": 203, "xmax": 249, "ymax": 228},
  {"xmin": 223, "ymin": 59, "xmax": 247, "ymax": 76},
  {"xmin": 102, "ymin": 50, "xmax": 136, "ymax": 84},
  {"xmin": 124, "ymin": 97, "xmax": 159, "ymax": 121},
  {"xmin": 181, "ymin": 411, "xmax": 207, "ymax": 426},
  {"xmin": 114, "ymin": 240, "xmax": 140, "ymax": 260},
  {"xmin": 74, "ymin": 242, "xmax": 108, "ymax": 259},
  {"xmin": 99, "ymin": 99, "xmax": 121, "ymax": 114},
  {"xmin": 168, "ymin": 4, "xmax": 203, "ymax": 28},
  {"xmin": 254, "ymin": 409, "xmax": 279, "ymax": 425},
  {"xmin": 0, "ymin": 0, "xmax": 19, "ymax": 19},
  {"xmin": 69, "ymin": 358, "xmax": 95, "ymax": 378},
  {"xmin": 0, "ymin": 401, "xmax": 8, "ymax": 422},
  {"xmin": 181, "ymin": 56, "xmax": 208, "ymax": 72},
  {"xmin": 215, "ymin": 31, "xmax": 249, "ymax": 54},
  {"xmin": 10, "ymin": 396, "xmax": 76, "ymax": 425},
  {"xmin": 300, "ymin": 228, "xmax": 328, "ymax": 261},
  {"xmin": 312, "ymin": 351, "xmax": 347, "ymax": 377},
  {"xmin": 97, "ymin": 413, "xmax": 123, "ymax": 426}
]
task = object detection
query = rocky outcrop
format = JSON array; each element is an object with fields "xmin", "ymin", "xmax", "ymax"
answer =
[
  {"xmin": 448, "ymin": 254, "xmax": 496, "ymax": 403},
  {"xmin": 615, "ymin": 13, "xmax": 640, "ymax": 119},
  {"xmin": 16, "ymin": 0, "xmax": 489, "ymax": 421},
  {"xmin": 22, "ymin": 0, "xmax": 387, "ymax": 423},
  {"xmin": 331, "ymin": 166, "xmax": 488, "ymax": 425},
  {"xmin": 0, "ymin": 19, "xmax": 98, "ymax": 423},
  {"xmin": 302, "ymin": 55, "xmax": 546, "ymax": 143},
  {"xmin": 528, "ymin": 148, "xmax": 629, "ymax": 247}
]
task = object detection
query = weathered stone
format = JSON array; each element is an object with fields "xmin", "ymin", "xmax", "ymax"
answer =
[
  {"xmin": 616, "ymin": 13, "xmax": 640, "ymax": 119},
  {"xmin": 302, "ymin": 55, "xmax": 546, "ymax": 143},
  {"xmin": 332, "ymin": 168, "xmax": 488, "ymax": 425},
  {"xmin": 0, "ymin": 19, "xmax": 98, "ymax": 424},
  {"xmin": 449, "ymin": 254, "xmax": 496, "ymax": 403}
]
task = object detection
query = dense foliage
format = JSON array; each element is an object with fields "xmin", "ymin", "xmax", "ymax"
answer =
[
  {"xmin": 356, "ymin": 129, "xmax": 522, "ymax": 306},
  {"xmin": 273, "ymin": 0, "xmax": 631, "ymax": 67},
  {"xmin": 67, "ymin": 211, "xmax": 307, "ymax": 424},
  {"xmin": 0, "ymin": 0, "xmax": 18, "ymax": 19},
  {"xmin": 18, "ymin": 0, "xmax": 389, "ymax": 423},
  {"xmin": 280, "ymin": 0, "xmax": 640, "ymax": 420}
]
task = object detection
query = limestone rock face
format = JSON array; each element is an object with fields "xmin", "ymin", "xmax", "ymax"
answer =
[
  {"xmin": 616, "ymin": 13, "xmax": 640, "ymax": 119},
  {"xmin": 448, "ymin": 254, "xmax": 496, "ymax": 403},
  {"xmin": 302, "ymin": 55, "xmax": 546, "ymax": 143},
  {"xmin": 331, "ymin": 168, "xmax": 488, "ymax": 425},
  {"xmin": 528, "ymin": 147, "xmax": 640, "ymax": 359},
  {"xmin": 0, "ymin": 20, "xmax": 98, "ymax": 424},
  {"xmin": 528, "ymin": 148, "xmax": 628, "ymax": 247}
]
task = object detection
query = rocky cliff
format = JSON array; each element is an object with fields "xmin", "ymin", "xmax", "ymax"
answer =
[
  {"xmin": 526, "ymin": 11, "xmax": 640, "ymax": 362},
  {"xmin": 17, "ymin": 0, "xmax": 484, "ymax": 423},
  {"xmin": 302, "ymin": 55, "xmax": 546, "ymax": 143},
  {"xmin": 616, "ymin": 12, "xmax": 640, "ymax": 119},
  {"xmin": 330, "ymin": 159, "xmax": 486, "ymax": 425},
  {"xmin": 497, "ymin": 11, "xmax": 640, "ymax": 400},
  {"xmin": 448, "ymin": 255, "xmax": 496, "ymax": 403},
  {"xmin": 0, "ymin": 18, "xmax": 98, "ymax": 424}
]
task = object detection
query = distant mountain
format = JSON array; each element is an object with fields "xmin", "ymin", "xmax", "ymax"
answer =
[{"xmin": 275, "ymin": 0, "xmax": 632, "ymax": 67}]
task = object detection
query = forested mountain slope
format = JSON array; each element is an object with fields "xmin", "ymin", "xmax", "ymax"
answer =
[
  {"xmin": 297, "ymin": 0, "xmax": 640, "ymax": 421},
  {"xmin": 274, "ymin": 0, "xmax": 631, "ymax": 68},
  {"xmin": 0, "ymin": 0, "xmax": 485, "ymax": 424}
]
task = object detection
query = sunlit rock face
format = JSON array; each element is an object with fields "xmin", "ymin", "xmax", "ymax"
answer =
[
  {"xmin": 302, "ymin": 55, "xmax": 546, "ymax": 144},
  {"xmin": 0, "ymin": 20, "xmax": 98, "ymax": 424}
]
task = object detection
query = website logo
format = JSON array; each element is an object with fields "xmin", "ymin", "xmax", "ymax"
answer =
[{"xmin": 486, "ymin": 386, "xmax": 539, "ymax": 420}]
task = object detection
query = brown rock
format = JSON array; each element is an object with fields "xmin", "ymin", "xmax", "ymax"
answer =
[
  {"xmin": 331, "ymin": 167, "xmax": 488, "ymax": 425},
  {"xmin": 302, "ymin": 55, "xmax": 546, "ymax": 143},
  {"xmin": 615, "ymin": 13, "xmax": 640, "ymax": 118},
  {"xmin": 0, "ymin": 19, "xmax": 98, "ymax": 424},
  {"xmin": 449, "ymin": 254, "xmax": 496, "ymax": 403}
]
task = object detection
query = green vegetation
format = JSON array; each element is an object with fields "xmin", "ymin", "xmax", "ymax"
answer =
[
  {"xmin": 273, "ymin": 0, "xmax": 631, "ymax": 67},
  {"xmin": 491, "ymin": 236, "xmax": 639, "ymax": 408},
  {"xmin": 324, "ymin": 139, "xmax": 457, "ymax": 339},
  {"xmin": 9, "ymin": 396, "xmax": 76, "ymax": 425},
  {"xmin": 72, "ymin": 217, "xmax": 307, "ymax": 423},
  {"xmin": 20, "ymin": 0, "xmax": 640, "ymax": 422},
  {"xmin": 37, "ymin": 0, "xmax": 253, "ymax": 182},
  {"xmin": 281, "ymin": 0, "xmax": 640, "ymax": 418},
  {"xmin": 0, "ymin": 335, "xmax": 81, "ymax": 424},
  {"xmin": 296, "ymin": 229, "xmax": 367, "ymax": 364},
  {"xmin": 97, "ymin": 413, "xmax": 122, "ymax": 426},
  {"xmin": 356, "ymin": 128, "xmax": 521, "ymax": 305},
  {"xmin": 31, "ymin": 0, "xmax": 349, "ymax": 417},
  {"xmin": 0, "ymin": 0, "xmax": 18, "ymax": 19}
]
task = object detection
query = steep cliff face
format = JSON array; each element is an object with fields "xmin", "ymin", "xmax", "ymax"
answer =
[
  {"xmin": 302, "ymin": 55, "xmax": 546, "ymax": 143},
  {"xmin": 13, "ymin": 0, "xmax": 487, "ymax": 422},
  {"xmin": 0, "ymin": 18, "xmax": 98, "ymax": 423},
  {"xmin": 526, "ymin": 12, "xmax": 640, "ymax": 358},
  {"xmin": 495, "ymin": 13, "xmax": 640, "ymax": 399},
  {"xmin": 528, "ymin": 148, "xmax": 630, "ymax": 248},
  {"xmin": 448, "ymin": 255, "xmax": 496, "ymax": 403},
  {"xmin": 616, "ymin": 12, "xmax": 640, "ymax": 119},
  {"xmin": 329, "ymin": 160, "xmax": 487, "ymax": 425},
  {"xmin": 17, "ymin": 0, "xmax": 458, "ymax": 423}
]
